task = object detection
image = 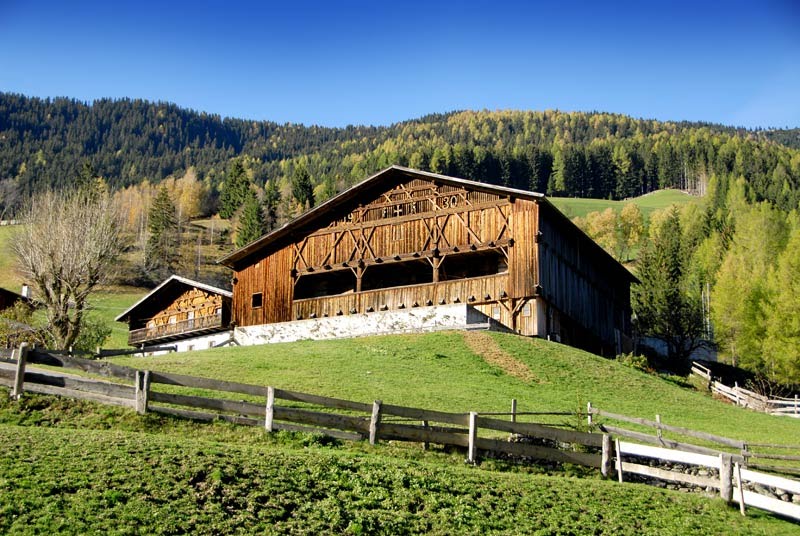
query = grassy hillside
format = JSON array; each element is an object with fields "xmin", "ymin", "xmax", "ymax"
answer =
[
  {"xmin": 0, "ymin": 225, "xmax": 22, "ymax": 291},
  {"xmin": 86, "ymin": 287, "xmax": 147, "ymax": 349},
  {"xmin": 550, "ymin": 189, "xmax": 696, "ymax": 220},
  {"xmin": 1, "ymin": 394, "xmax": 794, "ymax": 535},
  {"xmin": 111, "ymin": 331, "xmax": 799, "ymax": 447}
]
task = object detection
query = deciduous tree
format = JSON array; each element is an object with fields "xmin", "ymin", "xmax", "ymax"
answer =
[{"xmin": 12, "ymin": 189, "xmax": 123, "ymax": 350}]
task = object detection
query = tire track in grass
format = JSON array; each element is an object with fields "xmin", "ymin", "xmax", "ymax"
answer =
[{"xmin": 462, "ymin": 331, "xmax": 540, "ymax": 383}]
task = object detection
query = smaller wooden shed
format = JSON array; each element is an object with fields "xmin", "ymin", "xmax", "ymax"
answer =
[
  {"xmin": 0, "ymin": 286, "xmax": 33, "ymax": 312},
  {"xmin": 116, "ymin": 275, "xmax": 232, "ymax": 348}
]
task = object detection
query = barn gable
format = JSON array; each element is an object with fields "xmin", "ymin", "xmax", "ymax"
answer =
[{"xmin": 220, "ymin": 166, "xmax": 635, "ymax": 355}]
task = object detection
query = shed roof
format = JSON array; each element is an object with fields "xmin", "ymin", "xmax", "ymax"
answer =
[
  {"xmin": 115, "ymin": 275, "xmax": 232, "ymax": 322},
  {"xmin": 0, "ymin": 287, "xmax": 34, "ymax": 309}
]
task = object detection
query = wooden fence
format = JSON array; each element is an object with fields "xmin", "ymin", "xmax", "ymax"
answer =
[
  {"xmin": 2, "ymin": 344, "xmax": 799, "ymax": 522},
  {"xmin": 691, "ymin": 362, "xmax": 800, "ymax": 418},
  {"xmin": 588, "ymin": 402, "xmax": 800, "ymax": 476}
]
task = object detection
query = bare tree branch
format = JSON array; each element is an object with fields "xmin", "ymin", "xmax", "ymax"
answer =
[{"xmin": 11, "ymin": 189, "xmax": 123, "ymax": 350}]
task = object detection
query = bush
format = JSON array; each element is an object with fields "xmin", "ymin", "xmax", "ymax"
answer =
[{"xmin": 615, "ymin": 352, "xmax": 650, "ymax": 372}]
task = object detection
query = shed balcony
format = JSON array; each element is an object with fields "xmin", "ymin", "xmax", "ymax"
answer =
[{"xmin": 128, "ymin": 313, "xmax": 225, "ymax": 345}]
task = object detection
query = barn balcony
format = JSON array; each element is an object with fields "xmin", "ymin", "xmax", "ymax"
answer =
[
  {"xmin": 292, "ymin": 273, "xmax": 509, "ymax": 321},
  {"xmin": 128, "ymin": 313, "xmax": 226, "ymax": 345}
]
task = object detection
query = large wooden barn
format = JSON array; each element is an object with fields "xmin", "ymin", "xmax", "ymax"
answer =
[{"xmin": 220, "ymin": 166, "xmax": 636, "ymax": 354}]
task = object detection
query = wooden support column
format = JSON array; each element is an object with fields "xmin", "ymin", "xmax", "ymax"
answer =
[
  {"xmin": 720, "ymin": 454, "xmax": 733, "ymax": 503},
  {"xmin": 265, "ymin": 386, "xmax": 275, "ymax": 432},
  {"xmin": 431, "ymin": 256, "xmax": 441, "ymax": 283},
  {"xmin": 355, "ymin": 264, "xmax": 364, "ymax": 293},
  {"xmin": 12, "ymin": 343, "xmax": 30, "ymax": 400},
  {"xmin": 369, "ymin": 400, "xmax": 382, "ymax": 445},
  {"xmin": 134, "ymin": 370, "xmax": 151, "ymax": 415},
  {"xmin": 468, "ymin": 411, "xmax": 478, "ymax": 463}
]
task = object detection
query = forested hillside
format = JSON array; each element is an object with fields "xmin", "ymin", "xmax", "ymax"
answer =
[{"xmin": 2, "ymin": 93, "xmax": 800, "ymax": 216}]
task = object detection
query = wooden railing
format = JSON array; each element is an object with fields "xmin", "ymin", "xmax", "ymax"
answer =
[
  {"xmin": 2, "ymin": 345, "xmax": 799, "ymax": 521},
  {"xmin": 293, "ymin": 273, "xmax": 508, "ymax": 319},
  {"xmin": 128, "ymin": 313, "xmax": 224, "ymax": 345},
  {"xmin": 691, "ymin": 362, "xmax": 800, "ymax": 418}
]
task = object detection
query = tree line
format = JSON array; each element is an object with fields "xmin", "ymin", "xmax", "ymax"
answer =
[{"xmin": 2, "ymin": 94, "xmax": 800, "ymax": 218}]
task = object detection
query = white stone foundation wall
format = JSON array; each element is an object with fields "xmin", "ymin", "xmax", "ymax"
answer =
[
  {"xmin": 234, "ymin": 304, "xmax": 510, "ymax": 347},
  {"xmin": 143, "ymin": 331, "xmax": 235, "ymax": 356}
]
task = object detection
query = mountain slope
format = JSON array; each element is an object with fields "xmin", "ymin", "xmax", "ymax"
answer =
[{"xmin": 2, "ymin": 93, "xmax": 800, "ymax": 214}]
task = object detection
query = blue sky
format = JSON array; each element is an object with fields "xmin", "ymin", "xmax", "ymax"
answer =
[{"xmin": 1, "ymin": 0, "xmax": 798, "ymax": 128}]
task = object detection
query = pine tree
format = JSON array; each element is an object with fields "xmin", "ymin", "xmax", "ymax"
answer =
[
  {"xmin": 219, "ymin": 159, "xmax": 250, "ymax": 219},
  {"xmin": 146, "ymin": 185, "xmax": 178, "ymax": 278},
  {"xmin": 632, "ymin": 208, "xmax": 704, "ymax": 364},
  {"xmin": 235, "ymin": 189, "xmax": 266, "ymax": 248},
  {"xmin": 291, "ymin": 163, "xmax": 315, "ymax": 209},
  {"xmin": 263, "ymin": 179, "xmax": 281, "ymax": 231}
]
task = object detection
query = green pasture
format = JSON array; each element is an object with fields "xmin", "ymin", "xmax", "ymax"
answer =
[
  {"xmin": 110, "ymin": 331, "xmax": 800, "ymax": 448},
  {"xmin": 550, "ymin": 189, "xmax": 696, "ymax": 219},
  {"xmin": 0, "ymin": 399, "xmax": 793, "ymax": 535}
]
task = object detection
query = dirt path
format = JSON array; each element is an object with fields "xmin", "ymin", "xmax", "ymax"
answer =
[{"xmin": 462, "ymin": 331, "xmax": 539, "ymax": 383}]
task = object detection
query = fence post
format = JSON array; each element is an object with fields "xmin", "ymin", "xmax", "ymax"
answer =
[
  {"xmin": 369, "ymin": 400, "xmax": 382, "ymax": 445},
  {"xmin": 12, "ymin": 343, "xmax": 30, "ymax": 400},
  {"xmin": 511, "ymin": 398, "xmax": 517, "ymax": 423},
  {"xmin": 795, "ymin": 394, "xmax": 798, "ymax": 416},
  {"xmin": 734, "ymin": 382, "xmax": 740, "ymax": 406},
  {"xmin": 601, "ymin": 434, "xmax": 612, "ymax": 478},
  {"xmin": 719, "ymin": 454, "xmax": 733, "ymax": 503},
  {"xmin": 587, "ymin": 401, "xmax": 593, "ymax": 428},
  {"xmin": 656, "ymin": 414, "xmax": 662, "ymax": 441},
  {"xmin": 468, "ymin": 411, "xmax": 478, "ymax": 463},
  {"xmin": 265, "ymin": 386, "xmax": 275, "ymax": 432},
  {"xmin": 615, "ymin": 438, "xmax": 624, "ymax": 483},
  {"xmin": 422, "ymin": 420, "xmax": 429, "ymax": 450},
  {"xmin": 734, "ymin": 462, "xmax": 746, "ymax": 516},
  {"xmin": 134, "ymin": 370, "xmax": 151, "ymax": 415}
]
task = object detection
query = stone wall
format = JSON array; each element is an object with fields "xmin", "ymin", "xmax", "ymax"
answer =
[{"xmin": 234, "ymin": 304, "xmax": 509, "ymax": 347}]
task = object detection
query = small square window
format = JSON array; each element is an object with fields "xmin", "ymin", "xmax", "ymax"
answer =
[
  {"xmin": 522, "ymin": 303, "xmax": 531, "ymax": 317},
  {"xmin": 492, "ymin": 306, "xmax": 501, "ymax": 320},
  {"xmin": 252, "ymin": 293, "xmax": 263, "ymax": 308}
]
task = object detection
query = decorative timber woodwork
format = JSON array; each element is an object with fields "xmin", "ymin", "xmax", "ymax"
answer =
[{"xmin": 116, "ymin": 275, "xmax": 232, "ymax": 346}]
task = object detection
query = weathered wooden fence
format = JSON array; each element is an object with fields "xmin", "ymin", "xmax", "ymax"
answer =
[
  {"xmin": 2, "ymin": 344, "xmax": 799, "ymax": 522},
  {"xmin": 691, "ymin": 362, "xmax": 800, "ymax": 418}
]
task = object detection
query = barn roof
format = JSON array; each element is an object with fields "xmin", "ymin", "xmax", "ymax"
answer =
[
  {"xmin": 115, "ymin": 275, "xmax": 232, "ymax": 322},
  {"xmin": 218, "ymin": 165, "xmax": 546, "ymax": 268},
  {"xmin": 218, "ymin": 165, "xmax": 636, "ymax": 283}
]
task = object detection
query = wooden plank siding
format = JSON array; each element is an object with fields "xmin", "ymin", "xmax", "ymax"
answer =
[
  {"xmin": 233, "ymin": 247, "xmax": 292, "ymax": 326},
  {"xmin": 224, "ymin": 166, "xmax": 634, "ymax": 353},
  {"xmin": 535, "ymin": 201, "xmax": 633, "ymax": 351}
]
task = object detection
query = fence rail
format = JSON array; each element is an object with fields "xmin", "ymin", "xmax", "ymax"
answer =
[
  {"xmin": 691, "ymin": 362, "xmax": 800, "ymax": 418},
  {"xmin": 3, "ymin": 344, "xmax": 799, "ymax": 522}
]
